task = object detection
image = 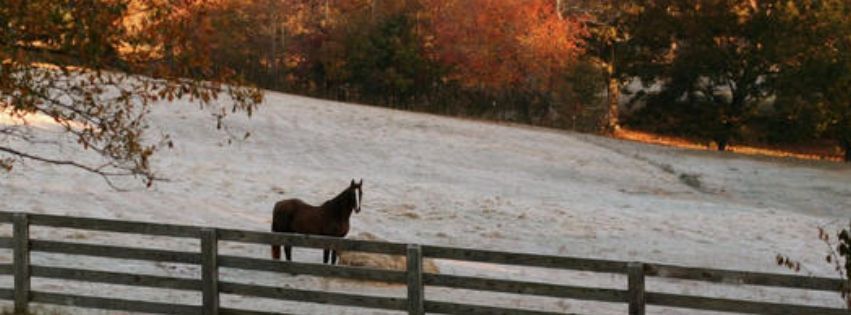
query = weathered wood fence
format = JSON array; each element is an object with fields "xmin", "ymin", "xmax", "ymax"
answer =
[{"xmin": 0, "ymin": 211, "xmax": 846, "ymax": 314}]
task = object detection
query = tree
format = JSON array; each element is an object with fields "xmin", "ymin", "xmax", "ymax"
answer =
[
  {"xmin": 423, "ymin": 0, "xmax": 587, "ymax": 121},
  {"xmin": 622, "ymin": 0, "xmax": 801, "ymax": 151},
  {"xmin": 426, "ymin": 0, "xmax": 585, "ymax": 91},
  {"xmin": 565, "ymin": 1, "xmax": 642, "ymax": 133},
  {"xmin": 557, "ymin": 59, "xmax": 607, "ymax": 131},
  {"xmin": 0, "ymin": 0, "xmax": 263, "ymax": 188},
  {"xmin": 343, "ymin": 11, "xmax": 437, "ymax": 107},
  {"xmin": 774, "ymin": 0, "xmax": 851, "ymax": 162}
]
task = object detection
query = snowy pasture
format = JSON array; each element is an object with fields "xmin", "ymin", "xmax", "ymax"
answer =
[{"xmin": 1, "ymin": 91, "xmax": 850, "ymax": 314}]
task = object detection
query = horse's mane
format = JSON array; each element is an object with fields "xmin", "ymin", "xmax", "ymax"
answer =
[{"xmin": 321, "ymin": 187, "xmax": 353, "ymax": 215}]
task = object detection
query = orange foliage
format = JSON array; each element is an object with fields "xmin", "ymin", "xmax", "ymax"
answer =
[{"xmin": 424, "ymin": 0, "xmax": 587, "ymax": 91}]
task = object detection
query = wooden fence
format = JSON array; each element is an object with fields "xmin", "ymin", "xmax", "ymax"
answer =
[{"xmin": 0, "ymin": 211, "xmax": 846, "ymax": 314}]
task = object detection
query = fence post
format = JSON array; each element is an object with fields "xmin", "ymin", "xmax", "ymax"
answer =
[
  {"xmin": 201, "ymin": 228, "xmax": 219, "ymax": 315},
  {"xmin": 406, "ymin": 244, "xmax": 424, "ymax": 315},
  {"xmin": 628, "ymin": 262, "xmax": 645, "ymax": 315},
  {"xmin": 13, "ymin": 213, "xmax": 30, "ymax": 314}
]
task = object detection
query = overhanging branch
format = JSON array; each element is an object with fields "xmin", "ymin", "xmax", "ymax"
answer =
[{"xmin": 0, "ymin": 145, "xmax": 167, "ymax": 191}]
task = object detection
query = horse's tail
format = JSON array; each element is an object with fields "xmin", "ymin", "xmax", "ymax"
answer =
[
  {"xmin": 271, "ymin": 200, "xmax": 293, "ymax": 260},
  {"xmin": 272, "ymin": 200, "xmax": 294, "ymax": 232}
]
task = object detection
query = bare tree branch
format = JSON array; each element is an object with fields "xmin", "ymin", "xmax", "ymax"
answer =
[{"xmin": 0, "ymin": 145, "xmax": 168, "ymax": 191}]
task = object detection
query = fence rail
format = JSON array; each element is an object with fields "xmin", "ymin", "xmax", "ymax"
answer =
[{"xmin": 0, "ymin": 211, "xmax": 846, "ymax": 314}]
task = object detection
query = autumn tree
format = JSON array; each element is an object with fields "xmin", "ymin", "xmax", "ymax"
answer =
[
  {"xmin": 160, "ymin": 0, "xmax": 596, "ymax": 128},
  {"xmin": 0, "ymin": 0, "xmax": 262, "ymax": 187},
  {"xmin": 424, "ymin": 0, "xmax": 587, "ymax": 122},
  {"xmin": 282, "ymin": 0, "xmax": 374, "ymax": 97}
]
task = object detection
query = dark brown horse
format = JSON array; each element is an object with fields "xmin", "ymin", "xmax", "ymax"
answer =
[{"xmin": 271, "ymin": 179, "xmax": 362, "ymax": 264}]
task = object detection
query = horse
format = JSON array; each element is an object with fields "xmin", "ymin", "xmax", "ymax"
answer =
[{"xmin": 271, "ymin": 179, "xmax": 362, "ymax": 264}]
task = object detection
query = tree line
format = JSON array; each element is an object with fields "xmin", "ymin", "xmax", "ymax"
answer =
[
  {"xmin": 189, "ymin": 0, "xmax": 601, "ymax": 130},
  {"xmin": 190, "ymin": 0, "xmax": 851, "ymax": 161},
  {"xmin": 2, "ymin": 0, "xmax": 850, "ymax": 186},
  {"xmin": 615, "ymin": 0, "xmax": 850, "ymax": 161}
]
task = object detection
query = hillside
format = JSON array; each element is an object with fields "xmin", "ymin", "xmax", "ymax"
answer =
[{"xmin": 1, "ymin": 91, "xmax": 850, "ymax": 314}]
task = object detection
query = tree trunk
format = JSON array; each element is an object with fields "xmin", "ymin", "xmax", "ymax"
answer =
[
  {"xmin": 721, "ymin": 93, "xmax": 747, "ymax": 152},
  {"xmin": 605, "ymin": 75, "xmax": 620, "ymax": 133},
  {"xmin": 270, "ymin": 8, "xmax": 279, "ymax": 88},
  {"xmin": 716, "ymin": 137, "xmax": 728, "ymax": 151},
  {"xmin": 715, "ymin": 122, "xmax": 733, "ymax": 151},
  {"xmin": 556, "ymin": 0, "xmax": 563, "ymax": 19},
  {"xmin": 165, "ymin": 42, "xmax": 175, "ymax": 70},
  {"xmin": 603, "ymin": 42, "xmax": 619, "ymax": 134}
]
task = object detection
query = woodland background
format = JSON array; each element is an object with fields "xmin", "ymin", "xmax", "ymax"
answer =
[{"xmin": 2, "ymin": 0, "xmax": 851, "ymax": 182}]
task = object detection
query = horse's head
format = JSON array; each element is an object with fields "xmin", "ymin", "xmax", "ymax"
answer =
[{"xmin": 349, "ymin": 179, "xmax": 363, "ymax": 213}]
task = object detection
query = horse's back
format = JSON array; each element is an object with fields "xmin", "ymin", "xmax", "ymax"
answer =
[
  {"xmin": 274, "ymin": 198, "xmax": 303, "ymax": 213},
  {"xmin": 272, "ymin": 199, "xmax": 318, "ymax": 232}
]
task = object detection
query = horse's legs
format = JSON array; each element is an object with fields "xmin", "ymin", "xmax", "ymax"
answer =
[
  {"xmin": 271, "ymin": 245, "xmax": 281, "ymax": 260},
  {"xmin": 284, "ymin": 245, "xmax": 292, "ymax": 261},
  {"xmin": 330, "ymin": 250, "xmax": 338, "ymax": 265},
  {"xmin": 323, "ymin": 249, "xmax": 330, "ymax": 264}
]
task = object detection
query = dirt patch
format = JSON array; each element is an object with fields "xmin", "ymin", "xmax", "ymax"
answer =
[
  {"xmin": 400, "ymin": 211, "xmax": 421, "ymax": 219},
  {"xmin": 270, "ymin": 185, "xmax": 286, "ymax": 195},
  {"xmin": 678, "ymin": 173, "xmax": 703, "ymax": 190}
]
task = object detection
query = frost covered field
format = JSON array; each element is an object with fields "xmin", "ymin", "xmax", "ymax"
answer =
[{"xmin": 1, "ymin": 91, "xmax": 851, "ymax": 314}]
